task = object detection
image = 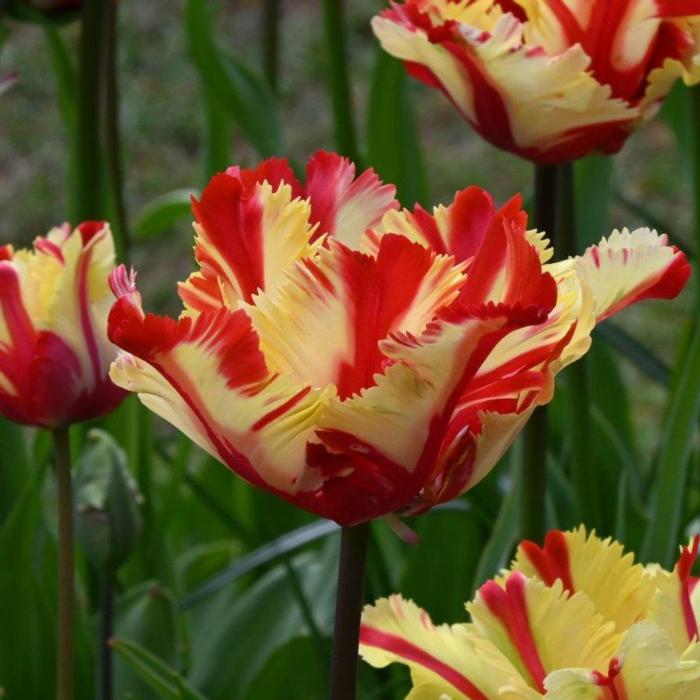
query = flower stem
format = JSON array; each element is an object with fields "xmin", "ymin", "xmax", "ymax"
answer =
[
  {"xmin": 103, "ymin": 0, "xmax": 130, "ymax": 261},
  {"xmin": 100, "ymin": 573, "xmax": 114, "ymax": 700},
  {"xmin": 330, "ymin": 522, "xmax": 370, "ymax": 700},
  {"xmin": 262, "ymin": 0, "xmax": 281, "ymax": 93},
  {"xmin": 321, "ymin": 0, "xmax": 360, "ymax": 163},
  {"xmin": 53, "ymin": 426, "xmax": 74, "ymax": 700},
  {"xmin": 76, "ymin": 0, "xmax": 106, "ymax": 221},
  {"xmin": 556, "ymin": 164, "xmax": 601, "ymax": 532},
  {"xmin": 519, "ymin": 164, "xmax": 557, "ymax": 543}
]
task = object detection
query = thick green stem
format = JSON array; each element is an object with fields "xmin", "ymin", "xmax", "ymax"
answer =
[
  {"xmin": 53, "ymin": 426, "xmax": 74, "ymax": 700},
  {"xmin": 76, "ymin": 0, "xmax": 106, "ymax": 221},
  {"xmin": 103, "ymin": 0, "xmax": 129, "ymax": 260},
  {"xmin": 99, "ymin": 574, "xmax": 114, "ymax": 700},
  {"xmin": 321, "ymin": 0, "xmax": 360, "ymax": 163},
  {"xmin": 519, "ymin": 164, "xmax": 557, "ymax": 542},
  {"xmin": 557, "ymin": 164, "xmax": 601, "ymax": 532},
  {"xmin": 330, "ymin": 522, "xmax": 370, "ymax": 700},
  {"xmin": 262, "ymin": 0, "xmax": 281, "ymax": 93}
]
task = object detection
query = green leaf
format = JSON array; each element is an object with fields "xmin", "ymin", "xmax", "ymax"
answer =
[
  {"xmin": 0, "ymin": 419, "xmax": 30, "ymax": 524},
  {"xmin": 366, "ymin": 50, "xmax": 427, "ymax": 206},
  {"xmin": 643, "ymin": 320, "xmax": 700, "ymax": 566},
  {"xmin": 134, "ymin": 189, "xmax": 194, "ymax": 242},
  {"xmin": 187, "ymin": 542, "xmax": 338, "ymax": 698},
  {"xmin": 400, "ymin": 508, "xmax": 483, "ymax": 623},
  {"xmin": 115, "ymin": 582, "xmax": 180, "ymax": 700},
  {"xmin": 241, "ymin": 638, "xmax": 328, "ymax": 700},
  {"xmin": 179, "ymin": 519, "xmax": 338, "ymax": 610},
  {"xmin": 111, "ymin": 638, "xmax": 211, "ymax": 700},
  {"xmin": 0, "ymin": 479, "xmax": 55, "ymax": 700},
  {"xmin": 185, "ymin": 0, "xmax": 282, "ymax": 157}
]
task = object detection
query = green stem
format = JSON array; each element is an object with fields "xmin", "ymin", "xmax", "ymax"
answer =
[
  {"xmin": 519, "ymin": 164, "xmax": 557, "ymax": 543},
  {"xmin": 99, "ymin": 573, "xmax": 114, "ymax": 700},
  {"xmin": 557, "ymin": 164, "xmax": 601, "ymax": 532},
  {"xmin": 76, "ymin": 0, "xmax": 106, "ymax": 221},
  {"xmin": 321, "ymin": 0, "xmax": 360, "ymax": 163},
  {"xmin": 202, "ymin": 89, "xmax": 231, "ymax": 181},
  {"xmin": 262, "ymin": 0, "xmax": 281, "ymax": 93},
  {"xmin": 103, "ymin": 0, "xmax": 130, "ymax": 260},
  {"xmin": 53, "ymin": 426, "xmax": 74, "ymax": 700},
  {"xmin": 330, "ymin": 522, "xmax": 370, "ymax": 700},
  {"xmin": 693, "ymin": 87, "xmax": 700, "ymax": 278}
]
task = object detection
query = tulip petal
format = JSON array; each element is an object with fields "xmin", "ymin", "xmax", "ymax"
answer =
[
  {"xmin": 108, "ymin": 273, "xmax": 328, "ymax": 495},
  {"xmin": 372, "ymin": 7, "xmax": 636, "ymax": 162},
  {"xmin": 180, "ymin": 174, "xmax": 318, "ymax": 313},
  {"xmin": 247, "ymin": 234, "xmax": 465, "ymax": 401},
  {"xmin": 648, "ymin": 537, "xmax": 700, "ymax": 655},
  {"xmin": 301, "ymin": 300, "xmax": 548, "ymax": 523},
  {"xmin": 571, "ymin": 227, "xmax": 691, "ymax": 323},
  {"xmin": 511, "ymin": 527, "xmax": 657, "ymax": 633},
  {"xmin": 545, "ymin": 622, "xmax": 700, "ymax": 700},
  {"xmin": 468, "ymin": 572, "xmax": 620, "ymax": 692},
  {"xmin": 360, "ymin": 595, "xmax": 538, "ymax": 700},
  {"xmin": 304, "ymin": 150, "xmax": 399, "ymax": 247}
]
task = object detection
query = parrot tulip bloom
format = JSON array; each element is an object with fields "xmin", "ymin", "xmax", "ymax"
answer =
[
  {"xmin": 372, "ymin": 1, "xmax": 700, "ymax": 163},
  {"xmin": 107, "ymin": 152, "xmax": 688, "ymax": 526},
  {"xmin": 361, "ymin": 528, "xmax": 700, "ymax": 699},
  {"xmin": 0, "ymin": 222, "xmax": 126, "ymax": 428}
]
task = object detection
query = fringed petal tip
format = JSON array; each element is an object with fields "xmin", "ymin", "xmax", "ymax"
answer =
[{"xmin": 109, "ymin": 264, "xmax": 138, "ymax": 299}]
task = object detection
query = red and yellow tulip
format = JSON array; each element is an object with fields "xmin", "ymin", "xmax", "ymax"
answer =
[
  {"xmin": 0, "ymin": 222, "xmax": 126, "ymax": 427},
  {"xmin": 361, "ymin": 528, "xmax": 700, "ymax": 698},
  {"xmin": 372, "ymin": 1, "xmax": 700, "ymax": 163},
  {"xmin": 107, "ymin": 152, "xmax": 688, "ymax": 525}
]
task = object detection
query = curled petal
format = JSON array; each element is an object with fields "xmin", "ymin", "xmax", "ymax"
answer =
[
  {"xmin": 468, "ymin": 573, "xmax": 619, "ymax": 693},
  {"xmin": 304, "ymin": 150, "xmax": 399, "ymax": 247},
  {"xmin": 545, "ymin": 622, "xmax": 700, "ymax": 700},
  {"xmin": 108, "ymin": 279, "xmax": 328, "ymax": 496},
  {"xmin": 360, "ymin": 595, "xmax": 537, "ymax": 700},
  {"xmin": 511, "ymin": 527, "xmax": 657, "ymax": 632},
  {"xmin": 570, "ymin": 227, "xmax": 691, "ymax": 323},
  {"xmin": 648, "ymin": 537, "xmax": 700, "ymax": 655},
  {"xmin": 182, "ymin": 173, "xmax": 319, "ymax": 312}
]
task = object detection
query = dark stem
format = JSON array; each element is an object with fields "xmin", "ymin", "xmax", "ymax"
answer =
[
  {"xmin": 330, "ymin": 522, "xmax": 370, "ymax": 700},
  {"xmin": 692, "ymin": 87, "xmax": 700, "ymax": 277},
  {"xmin": 262, "ymin": 0, "xmax": 281, "ymax": 93},
  {"xmin": 76, "ymin": 0, "xmax": 106, "ymax": 221},
  {"xmin": 321, "ymin": 0, "xmax": 360, "ymax": 163},
  {"xmin": 556, "ymin": 163, "xmax": 601, "ymax": 531},
  {"xmin": 103, "ymin": 0, "xmax": 130, "ymax": 261},
  {"xmin": 99, "ymin": 573, "xmax": 114, "ymax": 700},
  {"xmin": 53, "ymin": 426, "xmax": 74, "ymax": 700},
  {"xmin": 518, "ymin": 164, "xmax": 558, "ymax": 543}
]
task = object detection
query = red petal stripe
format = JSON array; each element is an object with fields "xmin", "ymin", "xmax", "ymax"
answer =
[
  {"xmin": 359, "ymin": 626, "xmax": 491, "ymax": 700},
  {"xmin": 520, "ymin": 530, "xmax": 576, "ymax": 594}
]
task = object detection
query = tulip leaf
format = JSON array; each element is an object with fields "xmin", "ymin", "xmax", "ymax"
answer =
[
  {"xmin": 185, "ymin": 0, "xmax": 282, "ymax": 158},
  {"xmin": 111, "ymin": 638, "xmax": 211, "ymax": 700},
  {"xmin": 400, "ymin": 507, "xmax": 484, "ymax": 623},
  {"xmin": 643, "ymin": 321, "xmax": 700, "ymax": 567},
  {"xmin": 187, "ymin": 542, "xmax": 338, "ymax": 698},
  {"xmin": 574, "ymin": 155, "xmax": 613, "ymax": 247},
  {"xmin": 133, "ymin": 189, "xmax": 194, "ymax": 242},
  {"xmin": 366, "ymin": 50, "xmax": 427, "ymax": 207},
  {"xmin": 115, "ymin": 582, "xmax": 180, "ymax": 700}
]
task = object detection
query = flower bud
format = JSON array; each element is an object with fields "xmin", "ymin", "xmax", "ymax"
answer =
[{"xmin": 74, "ymin": 429, "xmax": 143, "ymax": 572}]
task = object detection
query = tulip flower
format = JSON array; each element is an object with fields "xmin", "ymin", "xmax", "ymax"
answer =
[
  {"xmin": 360, "ymin": 528, "xmax": 700, "ymax": 698},
  {"xmin": 0, "ymin": 221, "xmax": 126, "ymax": 428},
  {"xmin": 372, "ymin": 1, "xmax": 700, "ymax": 163},
  {"xmin": 106, "ymin": 152, "xmax": 689, "ymax": 526}
]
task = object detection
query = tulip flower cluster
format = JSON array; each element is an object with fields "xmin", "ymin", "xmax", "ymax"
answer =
[
  {"xmin": 373, "ymin": 0, "xmax": 700, "ymax": 162},
  {"xmin": 106, "ymin": 151, "xmax": 688, "ymax": 526},
  {"xmin": 361, "ymin": 527, "xmax": 700, "ymax": 698}
]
